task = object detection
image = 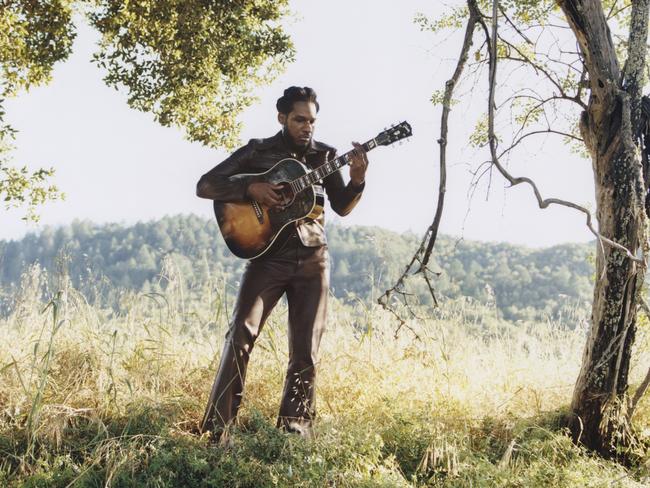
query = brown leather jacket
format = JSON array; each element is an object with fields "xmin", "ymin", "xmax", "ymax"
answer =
[{"xmin": 197, "ymin": 131, "xmax": 364, "ymax": 247}]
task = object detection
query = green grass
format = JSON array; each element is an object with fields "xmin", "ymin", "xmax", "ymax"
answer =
[{"xmin": 0, "ymin": 266, "xmax": 649, "ymax": 487}]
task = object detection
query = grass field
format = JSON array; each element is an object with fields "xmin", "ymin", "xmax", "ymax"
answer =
[{"xmin": 1, "ymin": 264, "xmax": 649, "ymax": 487}]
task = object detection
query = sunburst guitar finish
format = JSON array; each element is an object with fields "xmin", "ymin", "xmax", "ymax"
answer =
[{"xmin": 214, "ymin": 158, "xmax": 323, "ymax": 259}]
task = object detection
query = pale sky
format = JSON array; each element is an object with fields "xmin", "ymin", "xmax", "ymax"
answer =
[{"xmin": 1, "ymin": 0, "xmax": 596, "ymax": 247}]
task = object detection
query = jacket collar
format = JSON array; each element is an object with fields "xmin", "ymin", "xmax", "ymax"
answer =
[{"xmin": 265, "ymin": 130, "xmax": 322, "ymax": 156}]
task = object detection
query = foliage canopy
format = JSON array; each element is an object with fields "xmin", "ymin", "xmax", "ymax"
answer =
[{"xmin": 89, "ymin": 0, "xmax": 294, "ymax": 149}]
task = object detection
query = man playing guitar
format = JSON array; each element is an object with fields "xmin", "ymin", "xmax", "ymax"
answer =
[{"xmin": 196, "ymin": 86, "xmax": 368, "ymax": 443}]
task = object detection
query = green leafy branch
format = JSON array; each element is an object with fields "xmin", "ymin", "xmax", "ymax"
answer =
[{"xmin": 0, "ymin": 158, "xmax": 64, "ymax": 222}]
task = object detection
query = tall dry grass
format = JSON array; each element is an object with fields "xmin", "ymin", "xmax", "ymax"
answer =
[{"xmin": 0, "ymin": 261, "xmax": 649, "ymax": 486}]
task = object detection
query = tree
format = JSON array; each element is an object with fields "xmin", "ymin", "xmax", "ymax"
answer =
[
  {"xmin": 0, "ymin": 0, "xmax": 294, "ymax": 219},
  {"xmin": 383, "ymin": 0, "xmax": 650, "ymax": 457},
  {"xmin": 558, "ymin": 0, "xmax": 649, "ymax": 457}
]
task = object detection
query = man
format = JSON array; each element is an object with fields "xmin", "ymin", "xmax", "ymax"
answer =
[{"xmin": 196, "ymin": 86, "xmax": 368, "ymax": 443}]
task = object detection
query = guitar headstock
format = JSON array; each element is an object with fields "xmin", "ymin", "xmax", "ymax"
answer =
[{"xmin": 376, "ymin": 121, "xmax": 412, "ymax": 146}]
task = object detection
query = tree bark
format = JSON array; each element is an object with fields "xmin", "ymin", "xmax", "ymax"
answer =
[{"xmin": 557, "ymin": 0, "xmax": 649, "ymax": 456}]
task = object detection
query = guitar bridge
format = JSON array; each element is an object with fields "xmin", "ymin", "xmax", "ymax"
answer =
[{"xmin": 251, "ymin": 200, "xmax": 264, "ymax": 224}]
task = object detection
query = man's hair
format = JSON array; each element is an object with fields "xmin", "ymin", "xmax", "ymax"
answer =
[{"xmin": 276, "ymin": 86, "xmax": 319, "ymax": 114}]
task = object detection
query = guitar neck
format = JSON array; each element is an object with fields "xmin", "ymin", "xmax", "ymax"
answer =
[{"xmin": 290, "ymin": 138, "xmax": 380, "ymax": 194}]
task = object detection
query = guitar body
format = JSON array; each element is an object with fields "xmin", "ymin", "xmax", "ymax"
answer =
[{"xmin": 213, "ymin": 158, "xmax": 324, "ymax": 259}]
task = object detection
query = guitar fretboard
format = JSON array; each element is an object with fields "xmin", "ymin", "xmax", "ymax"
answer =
[{"xmin": 289, "ymin": 139, "xmax": 379, "ymax": 194}]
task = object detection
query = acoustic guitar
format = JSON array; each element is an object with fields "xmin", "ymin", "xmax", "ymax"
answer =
[{"xmin": 214, "ymin": 121, "xmax": 412, "ymax": 259}]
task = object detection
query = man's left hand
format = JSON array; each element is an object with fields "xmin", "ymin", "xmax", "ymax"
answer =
[{"xmin": 349, "ymin": 141, "xmax": 369, "ymax": 187}]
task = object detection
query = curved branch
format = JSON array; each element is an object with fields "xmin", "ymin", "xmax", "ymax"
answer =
[
  {"xmin": 498, "ymin": 36, "xmax": 571, "ymax": 99},
  {"xmin": 500, "ymin": 92, "xmax": 582, "ymax": 110},
  {"xmin": 499, "ymin": 128, "xmax": 583, "ymax": 159},
  {"xmin": 508, "ymin": 96, "xmax": 579, "ymax": 144}
]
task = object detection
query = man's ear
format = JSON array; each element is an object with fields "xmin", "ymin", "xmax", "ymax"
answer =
[{"xmin": 277, "ymin": 112, "xmax": 287, "ymax": 125}]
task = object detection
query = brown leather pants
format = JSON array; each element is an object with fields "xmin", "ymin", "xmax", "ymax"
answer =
[{"xmin": 200, "ymin": 234, "xmax": 329, "ymax": 438}]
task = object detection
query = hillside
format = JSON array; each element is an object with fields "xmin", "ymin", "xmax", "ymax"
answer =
[{"xmin": 0, "ymin": 214, "xmax": 594, "ymax": 322}]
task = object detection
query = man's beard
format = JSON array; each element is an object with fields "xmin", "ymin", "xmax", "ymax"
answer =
[{"xmin": 282, "ymin": 126, "xmax": 311, "ymax": 151}]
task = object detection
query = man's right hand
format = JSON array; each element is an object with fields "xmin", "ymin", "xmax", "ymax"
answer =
[{"xmin": 246, "ymin": 182, "xmax": 284, "ymax": 207}]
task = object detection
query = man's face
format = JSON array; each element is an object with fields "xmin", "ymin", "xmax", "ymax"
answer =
[{"xmin": 278, "ymin": 101, "xmax": 317, "ymax": 148}]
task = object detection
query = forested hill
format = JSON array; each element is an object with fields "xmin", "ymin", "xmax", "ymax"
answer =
[{"xmin": 0, "ymin": 214, "xmax": 594, "ymax": 321}]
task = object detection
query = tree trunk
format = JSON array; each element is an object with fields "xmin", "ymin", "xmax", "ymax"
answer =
[
  {"xmin": 570, "ymin": 96, "xmax": 645, "ymax": 455},
  {"xmin": 558, "ymin": 0, "xmax": 650, "ymax": 456}
]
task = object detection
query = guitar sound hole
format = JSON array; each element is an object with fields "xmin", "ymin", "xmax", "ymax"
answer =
[{"xmin": 275, "ymin": 182, "xmax": 295, "ymax": 210}]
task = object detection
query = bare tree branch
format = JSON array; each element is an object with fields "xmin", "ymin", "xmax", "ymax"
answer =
[
  {"xmin": 377, "ymin": 230, "xmax": 429, "ymax": 340},
  {"xmin": 607, "ymin": 1, "xmax": 632, "ymax": 20},
  {"xmin": 498, "ymin": 3, "xmax": 533, "ymax": 45},
  {"xmin": 419, "ymin": 4, "xmax": 480, "ymax": 271},
  {"xmin": 499, "ymin": 36, "xmax": 571, "ymax": 99},
  {"xmin": 500, "ymin": 129, "xmax": 583, "ymax": 158},
  {"xmin": 378, "ymin": 1, "xmax": 479, "ymax": 333},
  {"xmin": 507, "ymin": 95, "xmax": 580, "ymax": 145},
  {"xmin": 538, "ymin": 55, "xmax": 584, "ymax": 76}
]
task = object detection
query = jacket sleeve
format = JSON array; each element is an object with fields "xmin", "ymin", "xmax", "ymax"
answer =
[
  {"xmin": 196, "ymin": 144, "xmax": 253, "ymax": 202},
  {"xmin": 321, "ymin": 149, "xmax": 364, "ymax": 216}
]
